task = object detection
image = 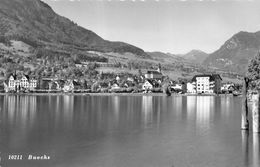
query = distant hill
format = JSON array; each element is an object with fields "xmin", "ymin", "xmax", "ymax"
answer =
[
  {"xmin": 0, "ymin": 0, "xmax": 148, "ymax": 58},
  {"xmin": 146, "ymin": 51, "xmax": 187, "ymax": 63},
  {"xmin": 181, "ymin": 50, "xmax": 208, "ymax": 64},
  {"xmin": 203, "ymin": 31, "xmax": 260, "ymax": 74}
]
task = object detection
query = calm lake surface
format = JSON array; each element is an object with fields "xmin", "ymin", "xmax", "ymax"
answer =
[{"xmin": 0, "ymin": 95, "xmax": 259, "ymax": 167}]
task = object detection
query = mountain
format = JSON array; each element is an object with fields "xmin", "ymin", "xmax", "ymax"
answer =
[
  {"xmin": 203, "ymin": 31, "xmax": 260, "ymax": 74},
  {"xmin": 0, "ymin": 0, "xmax": 148, "ymax": 58},
  {"xmin": 146, "ymin": 51, "xmax": 187, "ymax": 63},
  {"xmin": 181, "ymin": 50, "xmax": 208, "ymax": 64}
]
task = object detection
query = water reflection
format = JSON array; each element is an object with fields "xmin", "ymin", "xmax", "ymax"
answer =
[
  {"xmin": 241, "ymin": 130, "xmax": 249, "ymax": 167},
  {"xmin": 196, "ymin": 96, "xmax": 211, "ymax": 124},
  {"xmin": 63, "ymin": 95, "xmax": 74, "ymax": 128},
  {"xmin": 241, "ymin": 130, "xmax": 260, "ymax": 167},
  {"xmin": 0, "ymin": 95, "xmax": 256, "ymax": 167},
  {"xmin": 112, "ymin": 96, "xmax": 120, "ymax": 125},
  {"xmin": 253, "ymin": 133, "xmax": 260, "ymax": 167},
  {"xmin": 186, "ymin": 96, "xmax": 196, "ymax": 121},
  {"xmin": 2, "ymin": 95, "xmax": 37, "ymax": 149},
  {"xmin": 3, "ymin": 95, "xmax": 37, "ymax": 129},
  {"xmin": 142, "ymin": 96, "xmax": 153, "ymax": 127}
]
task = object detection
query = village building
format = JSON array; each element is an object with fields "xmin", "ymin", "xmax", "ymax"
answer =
[
  {"xmin": 171, "ymin": 83, "xmax": 182, "ymax": 91},
  {"xmin": 20, "ymin": 75, "xmax": 30, "ymax": 88},
  {"xmin": 111, "ymin": 83, "xmax": 120, "ymax": 90},
  {"xmin": 5, "ymin": 74, "xmax": 38, "ymax": 92},
  {"xmin": 142, "ymin": 80, "xmax": 154, "ymax": 90},
  {"xmin": 186, "ymin": 82, "xmax": 196, "ymax": 94},
  {"xmin": 145, "ymin": 67, "xmax": 163, "ymax": 80},
  {"xmin": 55, "ymin": 80, "xmax": 66, "ymax": 91},
  {"xmin": 221, "ymin": 83, "xmax": 235, "ymax": 93},
  {"xmin": 191, "ymin": 74, "xmax": 222, "ymax": 94},
  {"xmin": 29, "ymin": 78, "xmax": 37, "ymax": 89},
  {"xmin": 63, "ymin": 80, "xmax": 81, "ymax": 92},
  {"xmin": 116, "ymin": 75, "xmax": 120, "ymax": 80},
  {"xmin": 127, "ymin": 77, "xmax": 135, "ymax": 82},
  {"xmin": 7, "ymin": 74, "xmax": 17, "ymax": 91}
]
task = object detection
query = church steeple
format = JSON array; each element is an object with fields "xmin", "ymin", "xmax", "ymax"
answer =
[{"xmin": 157, "ymin": 63, "xmax": 161, "ymax": 73}]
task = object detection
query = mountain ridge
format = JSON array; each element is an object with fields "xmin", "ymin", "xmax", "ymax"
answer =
[
  {"xmin": 180, "ymin": 49, "xmax": 208, "ymax": 64},
  {"xmin": 0, "ymin": 0, "xmax": 148, "ymax": 57},
  {"xmin": 203, "ymin": 30, "xmax": 260, "ymax": 74}
]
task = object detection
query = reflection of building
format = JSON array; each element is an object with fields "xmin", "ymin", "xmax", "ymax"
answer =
[
  {"xmin": 196, "ymin": 96, "xmax": 213, "ymax": 127},
  {"xmin": 4, "ymin": 96, "xmax": 37, "ymax": 129},
  {"xmin": 186, "ymin": 96, "xmax": 196, "ymax": 119},
  {"xmin": 142, "ymin": 96, "xmax": 153, "ymax": 126},
  {"xmin": 192, "ymin": 74, "xmax": 222, "ymax": 94}
]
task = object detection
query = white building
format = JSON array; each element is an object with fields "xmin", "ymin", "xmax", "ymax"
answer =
[
  {"xmin": 29, "ymin": 78, "xmax": 38, "ymax": 89},
  {"xmin": 20, "ymin": 75, "xmax": 30, "ymax": 88},
  {"xmin": 221, "ymin": 83, "xmax": 234, "ymax": 92},
  {"xmin": 171, "ymin": 83, "xmax": 182, "ymax": 90},
  {"xmin": 5, "ymin": 74, "xmax": 37, "ymax": 92},
  {"xmin": 111, "ymin": 83, "xmax": 120, "ymax": 90},
  {"xmin": 142, "ymin": 80, "xmax": 154, "ymax": 90},
  {"xmin": 187, "ymin": 82, "xmax": 196, "ymax": 94},
  {"xmin": 8, "ymin": 74, "xmax": 17, "ymax": 91},
  {"xmin": 191, "ymin": 74, "xmax": 222, "ymax": 94}
]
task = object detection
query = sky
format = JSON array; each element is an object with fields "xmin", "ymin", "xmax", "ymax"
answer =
[{"xmin": 42, "ymin": 0, "xmax": 260, "ymax": 54}]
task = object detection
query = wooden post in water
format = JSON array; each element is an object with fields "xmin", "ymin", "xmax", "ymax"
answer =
[
  {"xmin": 252, "ymin": 92, "xmax": 260, "ymax": 133},
  {"xmin": 241, "ymin": 77, "xmax": 249, "ymax": 130}
]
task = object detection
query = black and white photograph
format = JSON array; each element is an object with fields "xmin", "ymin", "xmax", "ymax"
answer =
[{"xmin": 1, "ymin": 0, "xmax": 260, "ymax": 166}]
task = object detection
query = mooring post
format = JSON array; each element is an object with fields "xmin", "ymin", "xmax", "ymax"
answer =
[
  {"xmin": 241, "ymin": 130, "xmax": 249, "ymax": 166},
  {"xmin": 241, "ymin": 77, "xmax": 249, "ymax": 130},
  {"xmin": 253, "ymin": 133, "xmax": 260, "ymax": 166},
  {"xmin": 252, "ymin": 92, "xmax": 260, "ymax": 133}
]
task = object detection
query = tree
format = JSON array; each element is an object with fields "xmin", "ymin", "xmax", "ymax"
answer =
[
  {"xmin": 247, "ymin": 52, "xmax": 260, "ymax": 90},
  {"xmin": 138, "ymin": 68, "xmax": 142, "ymax": 76},
  {"xmin": 158, "ymin": 63, "xmax": 161, "ymax": 71}
]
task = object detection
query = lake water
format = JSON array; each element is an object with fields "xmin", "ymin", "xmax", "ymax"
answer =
[{"xmin": 0, "ymin": 95, "xmax": 259, "ymax": 167}]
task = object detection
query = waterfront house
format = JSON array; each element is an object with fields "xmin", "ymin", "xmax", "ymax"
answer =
[
  {"xmin": 116, "ymin": 76, "xmax": 120, "ymax": 82},
  {"xmin": 221, "ymin": 83, "xmax": 235, "ymax": 93},
  {"xmin": 186, "ymin": 82, "xmax": 196, "ymax": 94},
  {"xmin": 127, "ymin": 77, "xmax": 135, "ymax": 82},
  {"xmin": 111, "ymin": 83, "xmax": 120, "ymax": 90},
  {"xmin": 29, "ymin": 78, "xmax": 37, "ymax": 90},
  {"xmin": 5, "ymin": 74, "xmax": 37, "ymax": 92},
  {"xmin": 20, "ymin": 75, "xmax": 30, "ymax": 88},
  {"xmin": 142, "ymin": 80, "xmax": 154, "ymax": 90},
  {"xmin": 192, "ymin": 74, "xmax": 222, "ymax": 94},
  {"xmin": 171, "ymin": 83, "xmax": 182, "ymax": 91},
  {"xmin": 7, "ymin": 74, "xmax": 17, "ymax": 91},
  {"xmin": 55, "ymin": 80, "xmax": 66, "ymax": 91},
  {"xmin": 63, "ymin": 80, "xmax": 81, "ymax": 92},
  {"xmin": 63, "ymin": 80, "xmax": 74, "ymax": 92}
]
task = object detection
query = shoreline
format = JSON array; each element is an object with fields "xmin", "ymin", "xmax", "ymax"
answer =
[{"xmin": 0, "ymin": 92, "xmax": 235, "ymax": 97}]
